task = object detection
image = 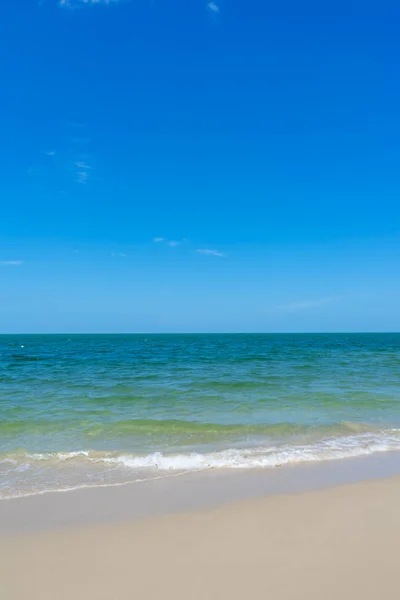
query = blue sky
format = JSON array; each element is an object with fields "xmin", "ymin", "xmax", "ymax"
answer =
[{"xmin": 1, "ymin": 0, "xmax": 400, "ymax": 332}]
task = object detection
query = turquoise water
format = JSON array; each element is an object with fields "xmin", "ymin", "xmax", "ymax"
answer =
[{"xmin": 1, "ymin": 333, "xmax": 400, "ymax": 498}]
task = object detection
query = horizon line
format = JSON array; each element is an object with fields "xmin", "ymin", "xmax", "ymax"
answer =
[{"xmin": 0, "ymin": 332, "xmax": 399, "ymax": 336}]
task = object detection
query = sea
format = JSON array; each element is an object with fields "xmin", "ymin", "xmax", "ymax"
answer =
[{"xmin": 1, "ymin": 333, "xmax": 400, "ymax": 499}]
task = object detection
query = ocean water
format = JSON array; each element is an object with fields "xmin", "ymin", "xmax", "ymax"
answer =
[{"xmin": 1, "ymin": 333, "xmax": 400, "ymax": 499}]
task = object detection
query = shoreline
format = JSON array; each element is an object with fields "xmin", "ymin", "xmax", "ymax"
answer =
[
  {"xmin": 4, "ymin": 424, "xmax": 400, "ymax": 500},
  {"xmin": 2, "ymin": 450, "xmax": 400, "ymax": 534},
  {"xmin": 2, "ymin": 472, "xmax": 400, "ymax": 599}
]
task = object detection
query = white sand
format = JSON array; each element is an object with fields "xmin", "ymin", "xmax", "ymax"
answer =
[{"xmin": 1, "ymin": 475, "xmax": 400, "ymax": 599}]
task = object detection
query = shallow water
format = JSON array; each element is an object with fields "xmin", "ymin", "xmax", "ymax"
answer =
[{"xmin": 1, "ymin": 333, "xmax": 400, "ymax": 498}]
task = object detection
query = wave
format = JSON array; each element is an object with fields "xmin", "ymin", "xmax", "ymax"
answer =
[
  {"xmin": 2, "ymin": 429, "xmax": 400, "ymax": 500},
  {"xmin": 2, "ymin": 429, "xmax": 399, "ymax": 472}
]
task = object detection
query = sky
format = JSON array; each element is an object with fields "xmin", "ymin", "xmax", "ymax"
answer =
[{"xmin": 1, "ymin": 0, "xmax": 400, "ymax": 333}]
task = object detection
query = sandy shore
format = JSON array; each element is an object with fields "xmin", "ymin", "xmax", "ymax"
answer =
[{"xmin": 2, "ymin": 475, "xmax": 400, "ymax": 599}]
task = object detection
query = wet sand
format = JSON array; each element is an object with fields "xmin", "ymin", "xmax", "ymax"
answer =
[{"xmin": 1, "ymin": 474, "xmax": 400, "ymax": 600}]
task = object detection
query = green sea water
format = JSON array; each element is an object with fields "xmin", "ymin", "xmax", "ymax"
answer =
[{"xmin": 1, "ymin": 333, "xmax": 400, "ymax": 498}]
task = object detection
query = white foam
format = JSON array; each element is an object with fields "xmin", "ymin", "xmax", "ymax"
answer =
[
  {"xmin": 102, "ymin": 431, "xmax": 400, "ymax": 471},
  {"xmin": 3, "ymin": 431, "xmax": 400, "ymax": 501},
  {"xmin": 14, "ymin": 463, "xmax": 30, "ymax": 473},
  {"xmin": 14, "ymin": 430, "xmax": 400, "ymax": 473},
  {"xmin": 28, "ymin": 450, "xmax": 90, "ymax": 461}
]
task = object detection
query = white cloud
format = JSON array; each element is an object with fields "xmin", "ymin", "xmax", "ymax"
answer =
[
  {"xmin": 0, "ymin": 260, "xmax": 23, "ymax": 266},
  {"xmin": 75, "ymin": 160, "xmax": 92, "ymax": 183},
  {"xmin": 207, "ymin": 2, "xmax": 219, "ymax": 13},
  {"xmin": 74, "ymin": 161, "xmax": 92, "ymax": 169},
  {"xmin": 153, "ymin": 238, "xmax": 183, "ymax": 247},
  {"xmin": 111, "ymin": 252, "xmax": 127, "ymax": 257},
  {"xmin": 196, "ymin": 248, "xmax": 225, "ymax": 257},
  {"xmin": 279, "ymin": 296, "xmax": 344, "ymax": 311},
  {"xmin": 76, "ymin": 171, "xmax": 89, "ymax": 184},
  {"xmin": 59, "ymin": 0, "xmax": 120, "ymax": 7},
  {"xmin": 45, "ymin": 150, "xmax": 56, "ymax": 156}
]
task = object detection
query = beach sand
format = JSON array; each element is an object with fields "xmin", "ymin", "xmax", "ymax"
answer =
[{"xmin": 1, "ymin": 475, "xmax": 400, "ymax": 599}]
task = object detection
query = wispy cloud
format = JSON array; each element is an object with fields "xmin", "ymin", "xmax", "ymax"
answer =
[
  {"xmin": 59, "ymin": 0, "xmax": 120, "ymax": 7},
  {"xmin": 76, "ymin": 171, "xmax": 89, "ymax": 184},
  {"xmin": 0, "ymin": 260, "xmax": 23, "ymax": 266},
  {"xmin": 207, "ymin": 1, "xmax": 219, "ymax": 13},
  {"xmin": 196, "ymin": 248, "xmax": 225, "ymax": 257},
  {"xmin": 74, "ymin": 160, "xmax": 92, "ymax": 184},
  {"xmin": 44, "ymin": 150, "xmax": 56, "ymax": 156},
  {"xmin": 153, "ymin": 237, "xmax": 183, "ymax": 247},
  {"xmin": 279, "ymin": 296, "xmax": 344, "ymax": 311},
  {"xmin": 75, "ymin": 161, "xmax": 92, "ymax": 169},
  {"xmin": 111, "ymin": 252, "xmax": 127, "ymax": 257}
]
